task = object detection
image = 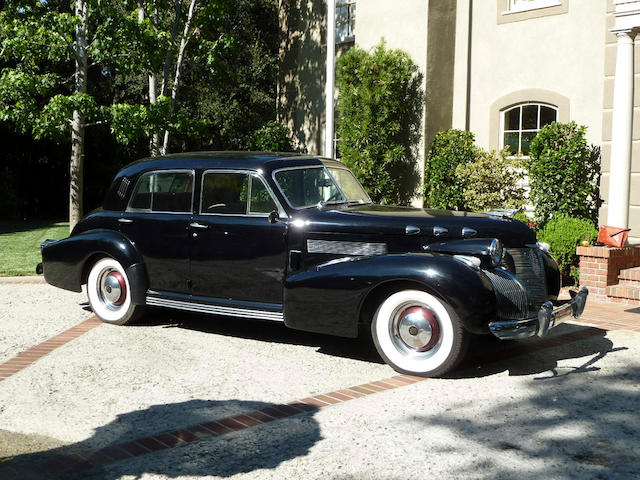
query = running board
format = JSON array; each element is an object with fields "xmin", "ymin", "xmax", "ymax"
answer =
[{"xmin": 145, "ymin": 295, "xmax": 284, "ymax": 322}]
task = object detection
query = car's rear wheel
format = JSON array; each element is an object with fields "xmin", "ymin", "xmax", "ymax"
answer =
[
  {"xmin": 371, "ymin": 289, "xmax": 468, "ymax": 377},
  {"xmin": 87, "ymin": 257, "xmax": 142, "ymax": 325}
]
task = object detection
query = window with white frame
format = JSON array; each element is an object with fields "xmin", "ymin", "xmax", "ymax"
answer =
[
  {"xmin": 506, "ymin": 0, "xmax": 561, "ymax": 13},
  {"xmin": 501, "ymin": 103, "xmax": 557, "ymax": 155},
  {"xmin": 336, "ymin": 1, "xmax": 356, "ymax": 44}
]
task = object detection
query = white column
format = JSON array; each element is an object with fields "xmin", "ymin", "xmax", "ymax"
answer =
[
  {"xmin": 324, "ymin": 0, "xmax": 336, "ymax": 158},
  {"xmin": 608, "ymin": 30, "xmax": 636, "ymax": 228}
]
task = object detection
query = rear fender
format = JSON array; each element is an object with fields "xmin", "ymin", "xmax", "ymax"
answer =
[
  {"xmin": 41, "ymin": 229, "xmax": 148, "ymax": 304},
  {"xmin": 283, "ymin": 253, "xmax": 497, "ymax": 337}
]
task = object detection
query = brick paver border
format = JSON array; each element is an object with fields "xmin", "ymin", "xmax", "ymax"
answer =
[{"xmin": 0, "ymin": 317, "xmax": 102, "ymax": 382}]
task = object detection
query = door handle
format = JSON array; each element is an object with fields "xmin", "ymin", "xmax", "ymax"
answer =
[
  {"xmin": 118, "ymin": 218, "xmax": 133, "ymax": 224},
  {"xmin": 189, "ymin": 222, "xmax": 209, "ymax": 230}
]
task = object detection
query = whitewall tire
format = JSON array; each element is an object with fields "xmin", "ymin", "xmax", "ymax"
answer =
[
  {"xmin": 372, "ymin": 289, "xmax": 468, "ymax": 377},
  {"xmin": 87, "ymin": 257, "xmax": 141, "ymax": 325}
]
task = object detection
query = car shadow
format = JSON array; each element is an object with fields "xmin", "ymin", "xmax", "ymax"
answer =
[
  {"xmin": 449, "ymin": 323, "xmax": 623, "ymax": 379},
  {"xmin": 135, "ymin": 306, "xmax": 385, "ymax": 364},
  {"xmin": 84, "ymin": 305, "xmax": 622, "ymax": 377},
  {"xmin": 0, "ymin": 398, "xmax": 321, "ymax": 480}
]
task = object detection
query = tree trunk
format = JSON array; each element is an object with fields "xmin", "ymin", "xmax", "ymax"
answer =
[
  {"xmin": 138, "ymin": 1, "xmax": 161, "ymax": 156},
  {"xmin": 70, "ymin": 0, "xmax": 88, "ymax": 233},
  {"xmin": 161, "ymin": 0, "xmax": 198, "ymax": 155}
]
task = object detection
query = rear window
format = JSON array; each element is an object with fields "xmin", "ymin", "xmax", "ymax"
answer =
[{"xmin": 128, "ymin": 171, "xmax": 193, "ymax": 213}]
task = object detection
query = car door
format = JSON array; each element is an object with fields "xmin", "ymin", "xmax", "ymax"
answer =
[
  {"xmin": 189, "ymin": 170, "xmax": 288, "ymax": 306},
  {"xmin": 119, "ymin": 169, "xmax": 194, "ymax": 294}
]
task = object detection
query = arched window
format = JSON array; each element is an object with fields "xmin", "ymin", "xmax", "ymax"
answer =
[{"xmin": 500, "ymin": 103, "xmax": 557, "ymax": 155}]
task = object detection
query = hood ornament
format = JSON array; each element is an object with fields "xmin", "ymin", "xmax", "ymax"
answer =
[{"xmin": 484, "ymin": 209, "xmax": 518, "ymax": 219}]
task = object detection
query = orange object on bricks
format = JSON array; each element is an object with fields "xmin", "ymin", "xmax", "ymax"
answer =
[{"xmin": 597, "ymin": 225, "xmax": 631, "ymax": 248}]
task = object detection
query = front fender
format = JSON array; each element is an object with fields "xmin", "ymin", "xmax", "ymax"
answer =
[
  {"xmin": 283, "ymin": 253, "xmax": 497, "ymax": 337},
  {"xmin": 41, "ymin": 229, "xmax": 148, "ymax": 304}
]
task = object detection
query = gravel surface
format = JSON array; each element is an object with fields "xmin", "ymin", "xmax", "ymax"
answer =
[
  {"xmin": 1, "ymin": 286, "xmax": 639, "ymax": 479},
  {"xmin": 0, "ymin": 284, "xmax": 92, "ymax": 363}
]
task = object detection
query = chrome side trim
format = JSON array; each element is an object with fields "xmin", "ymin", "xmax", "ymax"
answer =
[
  {"xmin": 307, "ymin": 239, "xmax": 387, "ymax": 256},
  {"xmin": 433, "ymin": 226, "xmax": 448, "ymax": 236},
  {"xmin": 145, "ymin": 296, "xmax": 284, "ymax": 322}
]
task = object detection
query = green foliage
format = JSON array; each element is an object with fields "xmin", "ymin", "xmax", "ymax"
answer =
[
  {"xmin": 527, "ymin": 122, "xmax": 601, "ymax": 225},
  {"xmin": 248, "ymin": 121, "xmax": 293, "ymax": 151},
  {"xmin": 336, "ymin": 41, "xmax": 423, "ymax": 205},
  {"xmin": 513, "ymin": 211, "xmax": 538, "ymax": 231},
  {"xmin": 424, "ymin": 130, "xmax": 476, "ymax": 210},
  {"xmin": 455, "ymin": 148, "xmax": 526, "ymax": 212},
  {"xmin": 537, "ymin": 214, "xmax": 597, "ymax": 278}
]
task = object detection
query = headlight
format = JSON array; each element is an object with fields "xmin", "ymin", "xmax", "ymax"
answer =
[
  {"xmin": 488, "ymin": 239, "xmax": 503, "ymax": 267},
  {"xmin": 537, "ymin": 241, "xmax": 550, "ymax": 253}
]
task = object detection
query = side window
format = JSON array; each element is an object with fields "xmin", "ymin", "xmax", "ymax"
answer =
[
  {"xmin": 128, "ymin": 171, "xmax": 193, "ymax": 213},
  {"xmin": 249, "ymin": 176, "xmax": 278, "ymax": 214},
  {"xmin": 201, "ymin": 172, "xmax": 249, "ymax": 215},
  {"xmin": 152, "ymin": 172, "xmax": 193, "ymax": 213}
]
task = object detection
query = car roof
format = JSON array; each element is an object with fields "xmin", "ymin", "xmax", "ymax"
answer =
[
  {"xmin": 116, "ymin": 151, "xmax": 345, "ymax": 178},
  {"xmin": 103, "ymin": 152, "xmax": 346, "ymax": 211}
]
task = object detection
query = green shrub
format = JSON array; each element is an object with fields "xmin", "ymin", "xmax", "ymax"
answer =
[
  {"xmin": 537, "ymin": 214, "xmax": 597, "ymax": 279},
  {"xmin": 424, "ymin": 129, "xmax": 476, "ymax": 210},
  {"xmin": 527, "ymin": 122, "xmax": 601, "ymax": 225},
  {"xmin": 336, "ymin": 41, "xmax": 423, "ymax": 205},
  {"xmin": 249, "ymin": 122, "xmax": 294, "ymax": 152},
  {"xmin": 455, "ymin": 148, "xmax": 526, "ymax": 212}
]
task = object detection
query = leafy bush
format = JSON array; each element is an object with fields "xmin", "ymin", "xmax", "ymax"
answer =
[
  {"xmin": 424, "ymin": 129, "xmax": 476, "ymax": 210},
  {"xmin": 513, "ymin": 211, "xmax": 540, "ymax": 231},
  {"xmin": 336, "ymin": 41, "xmax": 423, "ymax": 205},
  {"xmin": 248, "ymin": 122, "xmax": 294, "ymax": 152},
  {"xmin": 537, "ymin": 214, "xmax": 597, "ymax": 279},
  {"xmin": 527, "ymin": 122, "xmax": 601, "ymax": 225},
  {"xmin": 455, "ymin": 148, "xmax": 526, "ymax": 212}
]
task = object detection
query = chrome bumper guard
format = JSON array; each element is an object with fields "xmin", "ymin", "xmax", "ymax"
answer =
[{"xmin": 489, "ymin": 287, "xmax": 589, "ymax": 340}]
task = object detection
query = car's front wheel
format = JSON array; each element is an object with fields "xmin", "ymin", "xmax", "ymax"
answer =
[
  {"xmin": 371, "ymin": 289, "xmax": 468, "ymax": 377},
  {"xmin": 87, "ymin": 257, "xmax": 142, "ymax": 325}
]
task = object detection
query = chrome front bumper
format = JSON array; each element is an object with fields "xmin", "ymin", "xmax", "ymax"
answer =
[{"xmin": 488, "ymin": 287, "xmax": 589, "ymax": 340}]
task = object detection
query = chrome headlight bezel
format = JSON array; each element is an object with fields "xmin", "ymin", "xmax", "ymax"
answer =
[{"xmin": 488, "ymin": 239, "xmax": 503, "ymax": 267}]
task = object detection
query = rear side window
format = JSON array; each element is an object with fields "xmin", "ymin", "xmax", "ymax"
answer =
[{"xmin": 128, "ymin": 171, "xmax": 194, "ymax": 213}]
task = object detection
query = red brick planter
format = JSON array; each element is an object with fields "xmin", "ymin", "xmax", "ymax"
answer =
[{"xmin": 576, "ymin": 245, "xmax": 640, "ymax": 303}]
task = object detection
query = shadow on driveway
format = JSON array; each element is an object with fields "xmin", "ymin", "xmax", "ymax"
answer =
[{"xmin": 0, "ymin": 399, "xmax": 320, "ymax": 479}]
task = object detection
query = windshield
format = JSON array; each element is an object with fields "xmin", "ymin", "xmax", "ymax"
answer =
[{"xmin": 274, "ymin": 166, "xmax": 371, "ymax": 209}]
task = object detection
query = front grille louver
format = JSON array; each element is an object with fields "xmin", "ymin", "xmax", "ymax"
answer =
[{"xmin": 484, "ymin": 247, "xmax": 548, "ymax": 320}]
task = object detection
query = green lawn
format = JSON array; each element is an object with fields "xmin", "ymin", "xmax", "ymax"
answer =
[{"xmin": 0, "ymin": 221, "xmax": 69, "ymax": 276}]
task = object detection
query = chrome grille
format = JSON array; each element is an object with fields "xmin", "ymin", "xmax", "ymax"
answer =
[
  {"xmin": 483, "ymin": 268, "xmax": 529, "ymax": 320},
  {"xmin": 306, "ymin": 239, "xmax": 387, "ymax": 256},
  {"xmin": 504, "ymin": 247, "xmax": 548, "ymax": 310}
]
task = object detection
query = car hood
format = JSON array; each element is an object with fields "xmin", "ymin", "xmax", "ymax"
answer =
[{"xmin": 295, "ymin": 204, "xmax": 536, "ymax": 248}]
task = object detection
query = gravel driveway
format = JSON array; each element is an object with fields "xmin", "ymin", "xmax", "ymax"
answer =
[{"xmin": 1, "ymin": 283, "xmax": 639, "ymax": 479}]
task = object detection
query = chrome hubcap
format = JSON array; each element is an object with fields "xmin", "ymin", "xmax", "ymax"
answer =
[
  {"xmin": 99, "ymin": 270, "xmax": 126, "ymax": 307},
  {"xmin": 394, "ymin": 305, "xmax": 440, "ymax": 352}
]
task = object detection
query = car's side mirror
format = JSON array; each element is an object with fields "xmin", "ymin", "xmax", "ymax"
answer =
[{"xmin": 268, "ymin": 210, "xmax": 280, "ymax": 224}]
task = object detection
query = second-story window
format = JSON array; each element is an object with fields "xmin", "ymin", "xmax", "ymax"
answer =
[
  {"xmin": 507, "ymin": 0, "xmax": 561, "ymax": 13},
  {"xmin": 336, "ymin": 1, "xmax": 356, "ymax": 44}
]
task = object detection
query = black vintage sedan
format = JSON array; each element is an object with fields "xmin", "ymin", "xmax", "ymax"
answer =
[{"xmin": 40, "ymin": 152, "xmax": 588, "ymax": 377}]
